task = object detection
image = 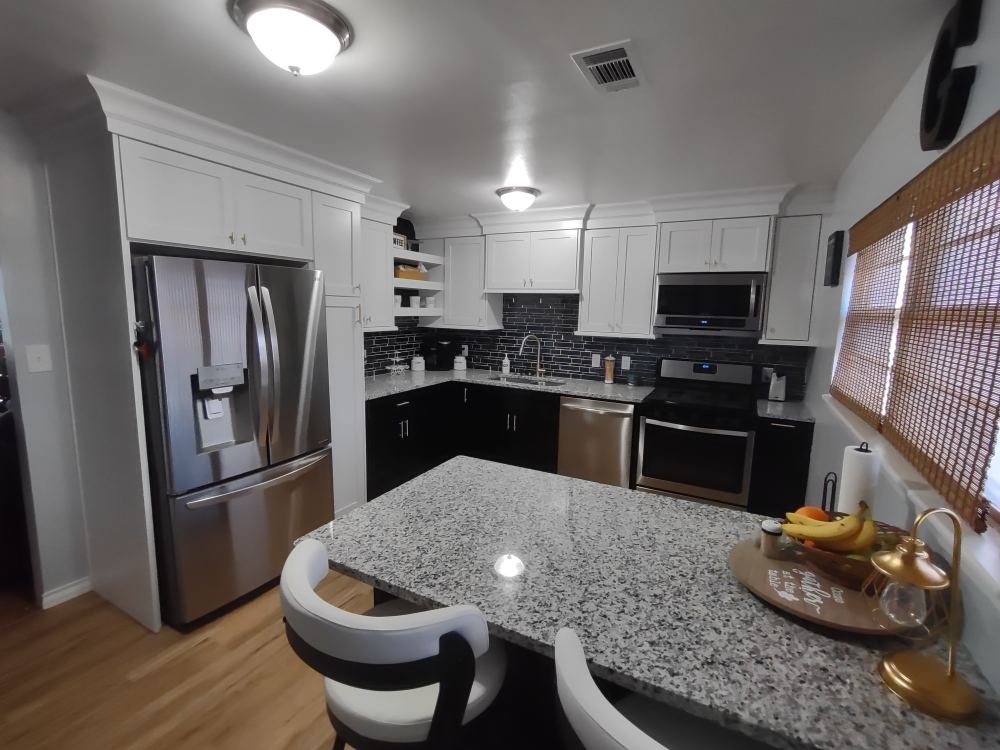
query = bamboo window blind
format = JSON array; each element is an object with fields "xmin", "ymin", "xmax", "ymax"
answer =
[{"xmin": 833, "ymin": 109, "xmax": 1000, "ymax": 532}]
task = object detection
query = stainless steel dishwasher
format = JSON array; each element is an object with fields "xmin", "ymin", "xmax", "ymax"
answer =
[{"xmin": 557, "ymin": 397, "xmax": 635, "ymax": 487}]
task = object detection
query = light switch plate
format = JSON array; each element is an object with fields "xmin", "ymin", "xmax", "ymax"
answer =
[
  {"xmin": 25, "ymin": 344, "xmax": 53, "ymax": 373},
  {"xmin": 622, "ymin": 356, "xmax": 631, "ymax": 371},
  {"xmin": 591, "ymin": 353, "xmax": 601, "ymax": 368}
]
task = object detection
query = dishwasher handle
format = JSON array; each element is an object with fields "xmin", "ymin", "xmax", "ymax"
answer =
[{"xmin": 560, "ymin": 397, "xmax": 634, "ymax": 417}]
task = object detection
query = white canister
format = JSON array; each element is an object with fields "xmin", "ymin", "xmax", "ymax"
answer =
[
  {"xmin": 393, "ymin": 294, "xmax": 403, "ymax": 308},
  {"xmin": 408, "ymin": 294, "xmax": 421, "ymax": 308},
  {"xmin": 424, "ymin": 296, "xmax": 436, "ymax": 308},
  {"xmin": 453, "ymin": 355, "xmax": 467, "ymax": 371},
  {"xmin": 411, "ymin": 355, "xmax": 425, "ymax": 372}
]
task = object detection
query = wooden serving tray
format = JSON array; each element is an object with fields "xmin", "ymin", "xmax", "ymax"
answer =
[{"xmin": 729, "ymin": 539, "xmax": 904, "ymax": 635}]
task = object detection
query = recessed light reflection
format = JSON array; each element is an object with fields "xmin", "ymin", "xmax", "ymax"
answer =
[{"xmin": 493, "ymin": 553, "xmax": 525, "ymax": 578}]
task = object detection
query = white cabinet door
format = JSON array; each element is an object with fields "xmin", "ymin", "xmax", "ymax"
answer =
[
  {"xmin": 444, "ymin": 237, "xmax": 487, "ymax": 326},
  {"xmin": 119, "ymin": 139, "xmax": 235, "ymax": 250},
  {"xmin": 233, "ymin": 172, "xmax": 313, "ymax": 260},
  {"xmin": 325, "ymin": 298, "xmax": 366, "ymax": 516},
  {"xmin": 656, "ymin": 220, "xmax": 713, "ymax": 272},
  {"xmin": 529, "ymin": 229, "xmax": 579, "ymax": 290},
  {"xmin": 360, "ymin": 219, "xmax": 394, "ymax": 329},
  {"xmin": 764, "ymin": 215, "xmax": 821, "ymax": 341},
  {"xmin": 616, "ymin": 226, "xmax": 657, "ymax": 335},
  {"xmin": 313, "ymin": 193, "xmax": 361, "ymax": 297},
  {"xmin": 485, "ymin": 233, "xmax": 531, "ymax": 290},
  {"xmin": 578, "ymin": 229, "xmax": 621, "ymax": 334},
  {"xmin": 711, "ymin": 216, "xmax": 770, "ymax": 272}
]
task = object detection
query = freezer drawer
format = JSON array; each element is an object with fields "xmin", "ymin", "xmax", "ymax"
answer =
[
  {"xmin": 557, "ymin": 397, "xmax": 634, "ymax": 488},
  {"xmin": 165, "ymin": 448, "xmax": 334, "ymax": 624}
]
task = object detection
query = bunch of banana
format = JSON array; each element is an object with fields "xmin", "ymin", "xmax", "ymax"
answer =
[{"xmin": 782, "ymin": 502, "xmax": 877, "ymax": 554}]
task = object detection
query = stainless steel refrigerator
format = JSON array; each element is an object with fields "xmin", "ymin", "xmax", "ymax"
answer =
[{"xmin": 133, "ymin": 254, "xmax": 332, "ymax": 626}]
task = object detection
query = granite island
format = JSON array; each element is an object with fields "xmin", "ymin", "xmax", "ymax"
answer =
[{"xmin": 305, "ymin": 456, "xmax": 999, "ymax": 750}]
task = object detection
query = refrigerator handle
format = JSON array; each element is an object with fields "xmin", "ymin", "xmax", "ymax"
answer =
[
  {"xmin": 247, "ymin": 286, "xmax": 270, "ymax": 448},
  {"xmin": 260, "ymin": 286, "xmax": 282, "ymax": 443},
  {"xmin": 183, "ymin": 450, "xmax": 328, "ymax": 509}
]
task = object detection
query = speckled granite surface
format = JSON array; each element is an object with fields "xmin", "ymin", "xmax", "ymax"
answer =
[
  {"xmin": 756, "ymin": 399, "xmax": 815, "ymax": 423},
  {"xmin": 305, "ymin": 457, "xmax": 1000, "ymax": 750},
  {"xmin": 365, "ymin": 368, "xmax": 655, "ymax": 403}
]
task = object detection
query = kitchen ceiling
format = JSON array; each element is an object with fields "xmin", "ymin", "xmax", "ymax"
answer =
[{"xmin": 0, "ymin": 0, "xmax": 944, "ymax": 219}]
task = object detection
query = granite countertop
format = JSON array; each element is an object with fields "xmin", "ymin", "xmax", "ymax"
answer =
[
  {"xmin": 306, "ymin": 457, "xmax": 1000, "ymax": 750},
  {"xmin": 756, "ymin": 399, "xmax": 815, "ymax": 423},
  {"xmin": 365, "ymin": 368, "xmax": 655, "ymax": 404}
]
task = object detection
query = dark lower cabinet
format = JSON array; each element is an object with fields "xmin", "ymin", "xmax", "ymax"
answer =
[
  {"xmin": 748, "ymin": 418, "xmax": 814, "ymax": 518},
  {"xmin": 367, "ymin": 383, "xmax": 560, "ymax": 499}
]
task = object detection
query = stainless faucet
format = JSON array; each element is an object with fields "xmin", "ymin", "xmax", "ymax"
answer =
[{"xmin": 518, "ymin": 334, "xmax": 544, "ymax": 379}]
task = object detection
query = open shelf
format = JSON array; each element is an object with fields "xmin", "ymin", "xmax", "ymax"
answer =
[
  {"xmin": 394, "ymin": 307, "xmax": 444, "ymax": 318},
  {"xmin": 393, "ymin": 249, "xmax": 444, "ymax": 266},
  {"xmin": 392, "ymin": 278, "xmax": 444, "ymax": 291}
]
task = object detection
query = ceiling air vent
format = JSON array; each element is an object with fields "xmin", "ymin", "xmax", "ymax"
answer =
[{"xmin": 571, "ymin": 40, "xmax": 642, "ymax": 92}]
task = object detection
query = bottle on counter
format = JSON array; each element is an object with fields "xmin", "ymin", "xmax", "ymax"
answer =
[{"xmin": 501, "ymin": 354, "xmax": 511, "ymax": 375}]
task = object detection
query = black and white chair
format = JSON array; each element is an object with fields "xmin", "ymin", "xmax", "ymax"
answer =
[
  {"xmin": 281, "ymin": 539, "xmax": 507, "ymax": 750},
  {"xmin": 555, "ymin": 627, "xmax": 769, "ymax": 750}
]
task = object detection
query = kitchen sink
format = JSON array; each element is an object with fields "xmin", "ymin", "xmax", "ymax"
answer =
[{"xmin": 489, "ymin": 375, "xmax": 566, "ymax": 386}]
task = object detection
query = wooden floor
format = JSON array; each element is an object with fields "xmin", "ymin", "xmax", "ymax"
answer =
[{"xmin": 0, "ymin": 574, "xmax": 373, "ymax": 750}]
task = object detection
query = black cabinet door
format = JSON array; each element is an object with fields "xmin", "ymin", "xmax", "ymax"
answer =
[
  {"xmin": 498, "ymin": 389, "xmax": 560, "ymax": 472},
  {"xmin": 456, "ymin": 383, "xmax": 506, "ymax": 461},
  {"xmin": 365, "ymin": 396, "xmax": 414, "ymax": 500},
  {"xmin": 748, "ymin": 418, "xmax": 814, "ymax": 518}
]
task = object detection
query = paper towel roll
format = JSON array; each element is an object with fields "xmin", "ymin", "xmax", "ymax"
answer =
[{"xmin": 838, "ymin": 442, "xmax": 879, "ymax": 515}]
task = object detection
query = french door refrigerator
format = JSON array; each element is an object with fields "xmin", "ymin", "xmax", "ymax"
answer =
[{"xmin": 133, "ymin": 254, "xmax": 332, "ymax": 626}]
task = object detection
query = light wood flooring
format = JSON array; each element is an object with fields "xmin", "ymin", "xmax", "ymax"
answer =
[{"xmin": 0, "ymin": 574, "xmax": 373, "ymax": 750}]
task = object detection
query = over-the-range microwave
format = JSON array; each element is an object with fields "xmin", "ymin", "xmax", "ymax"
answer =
[{"xmin": 654, "ymin": 272, "xmax": 766, "ymax": 337}]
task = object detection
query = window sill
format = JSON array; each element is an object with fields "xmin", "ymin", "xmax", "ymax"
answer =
[{"xmin": 821, "ymin": 394, "xmax": 1000, "ymax": 598}]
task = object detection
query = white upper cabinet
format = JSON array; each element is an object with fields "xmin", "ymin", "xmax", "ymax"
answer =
[
  {"xmin": 119, "ymin": 138, "xmax": 235, "ymax": 251},
  {"xmin": 444, "ymin": 237, "xmax": 488, "ymax": 327},
  {"xmin": 313, "ymin": 192, "xmax": 361, "ymax": 297},
  {"xmin": 485, "ymin": 229, "xmax": 580, "ymax": 292},
  {"xmin": 578, "ymin": 229, "xmax": 621, "ymax": 334},
  {"xmin": 763, "ymin": 215, "xmax": 822, "ymax": 342},
  {"xmin": 485, "ymin": 232, "xmax": 531, "ymax": 290},
  {"xmin": 657, "ymin": 217, "xmax": 770, "ymax": 273},
  {"xmin": 616, "ymin": 226, "xmax": 657, "ymax": 334},
  {"xmin": 578, "ymin": 226, "xmax": 656, "ymax": 338},
  {"xmin": 711, "ymin": 216, "xmax": 771, "ymax": 272},
  {"xmin": 360, "ymin": 219, "xmax": 395, "ymax": 330},
  {"xmin": 232, "ymin": 172, "xmax": 313, "ymax": 260},
  {"xmin": 656, "ymin": 220, "xmax": 713, "ymax": 273},
  {"xmin": 119, "ymin": 138, "xmax": 314, "ymax": 260}
]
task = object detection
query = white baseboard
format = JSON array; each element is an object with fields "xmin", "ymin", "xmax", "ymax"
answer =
[{"xmin": 41, "ymin": 577, "xmax": 91, "ymax": 609}]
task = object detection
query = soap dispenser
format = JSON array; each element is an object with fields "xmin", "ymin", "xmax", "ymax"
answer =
[{"xmin": 501, "ymin": 354, "xmax": 511, "ymax": 375}]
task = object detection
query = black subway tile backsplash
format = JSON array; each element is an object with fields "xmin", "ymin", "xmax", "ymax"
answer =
[{"xmin": 364, "ymin": 295, "xmax": 812, "ymax": 398}]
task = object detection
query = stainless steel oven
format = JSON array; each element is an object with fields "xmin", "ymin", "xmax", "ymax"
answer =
[
  {"xmin": 636, "ymin": 418, "xmax": 755, "ymax": 507},
  {"xmin": 654, "ymin": 272, "xmax": 765, "ymax": 337}
]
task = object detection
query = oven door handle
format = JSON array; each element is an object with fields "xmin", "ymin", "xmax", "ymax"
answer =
[{"xmin": 643, "ymin": 417, "xmax": 752, "ymax": 439}]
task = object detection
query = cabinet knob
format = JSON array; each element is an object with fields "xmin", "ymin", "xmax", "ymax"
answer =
[
  {"xmin": 241, "ymin": 233, "xmax": 247, "ymax": 245},
  {"xmin": 229, "ymin": 232, "xmax": 235, "ymax": 245},
  {"xmin": 522, "ymin": 279, "xmax": 527, "ymax": 287},
  {"xmin": 704, "ymin": 259, "xmax": 710, "ymax": 266},
  {"xmin": 530, "ymin": 279, "xmax": 534, "ymax": 286}
]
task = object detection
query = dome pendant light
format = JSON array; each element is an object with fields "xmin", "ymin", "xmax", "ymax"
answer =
[
  {"xmin": 496, "ymin": 186, "xmax": 541, "ymax": 212},
  {"xmin": 229, "ymin": 0, "xmax": 353, "ymax": 77}
]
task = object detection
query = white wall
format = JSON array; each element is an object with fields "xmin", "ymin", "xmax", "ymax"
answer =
[
  {"xmin": 805, "ymin": 0, "xmax": 1000, "ymax": 691},
  {"xmin": 0, "ymin": 112, "xmax": 89, "ymax": 604}
]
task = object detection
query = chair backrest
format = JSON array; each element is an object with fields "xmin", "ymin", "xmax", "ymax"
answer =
[
  {"xmin": 280, "ymin": 539, "xmax": 490, "ymax": 667},
  {"xmin": 555, "ymin": 628, "xmax": 667, "ymax": 750}
]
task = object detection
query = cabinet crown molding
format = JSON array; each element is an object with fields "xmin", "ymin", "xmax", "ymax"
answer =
[
  {"xmin": 80, "ymin": 76, "xmax": 381, "ymax": 204},
  {"xmin": 585, "ymin": 201, "xmax": 656, "ymax": 229},
  {"xmin": 412, "ymin": 215, "xmax": 484, "ymax": 240},
  {"xmin": 472, "ymin": 203, "xmax": 591, "ymax": 235},
  {"xmin": 649, "ymin": 185, "xmax": 794, "ymax": 223},
  {"xmin": 361, "ymin": 194, "xmax": 410, "ymax": 225}
]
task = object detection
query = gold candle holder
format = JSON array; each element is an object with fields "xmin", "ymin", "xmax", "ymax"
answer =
[{"xmin": 862, "ymin": 507, "xmax": 980, "ymax": 721}]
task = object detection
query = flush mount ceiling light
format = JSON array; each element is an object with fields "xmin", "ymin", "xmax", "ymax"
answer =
[
  {"xmin": 229, "ymin": 0, "xmax": 353, "ymax": 76},
  {"xmin": 496, "ymin": 186, "xmax": 541, "ymax": 212}
]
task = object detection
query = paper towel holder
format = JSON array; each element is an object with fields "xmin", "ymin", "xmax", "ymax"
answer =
[{"xmin": 855, "ymin": 442, "xmax": 872, "ymax": 453}]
